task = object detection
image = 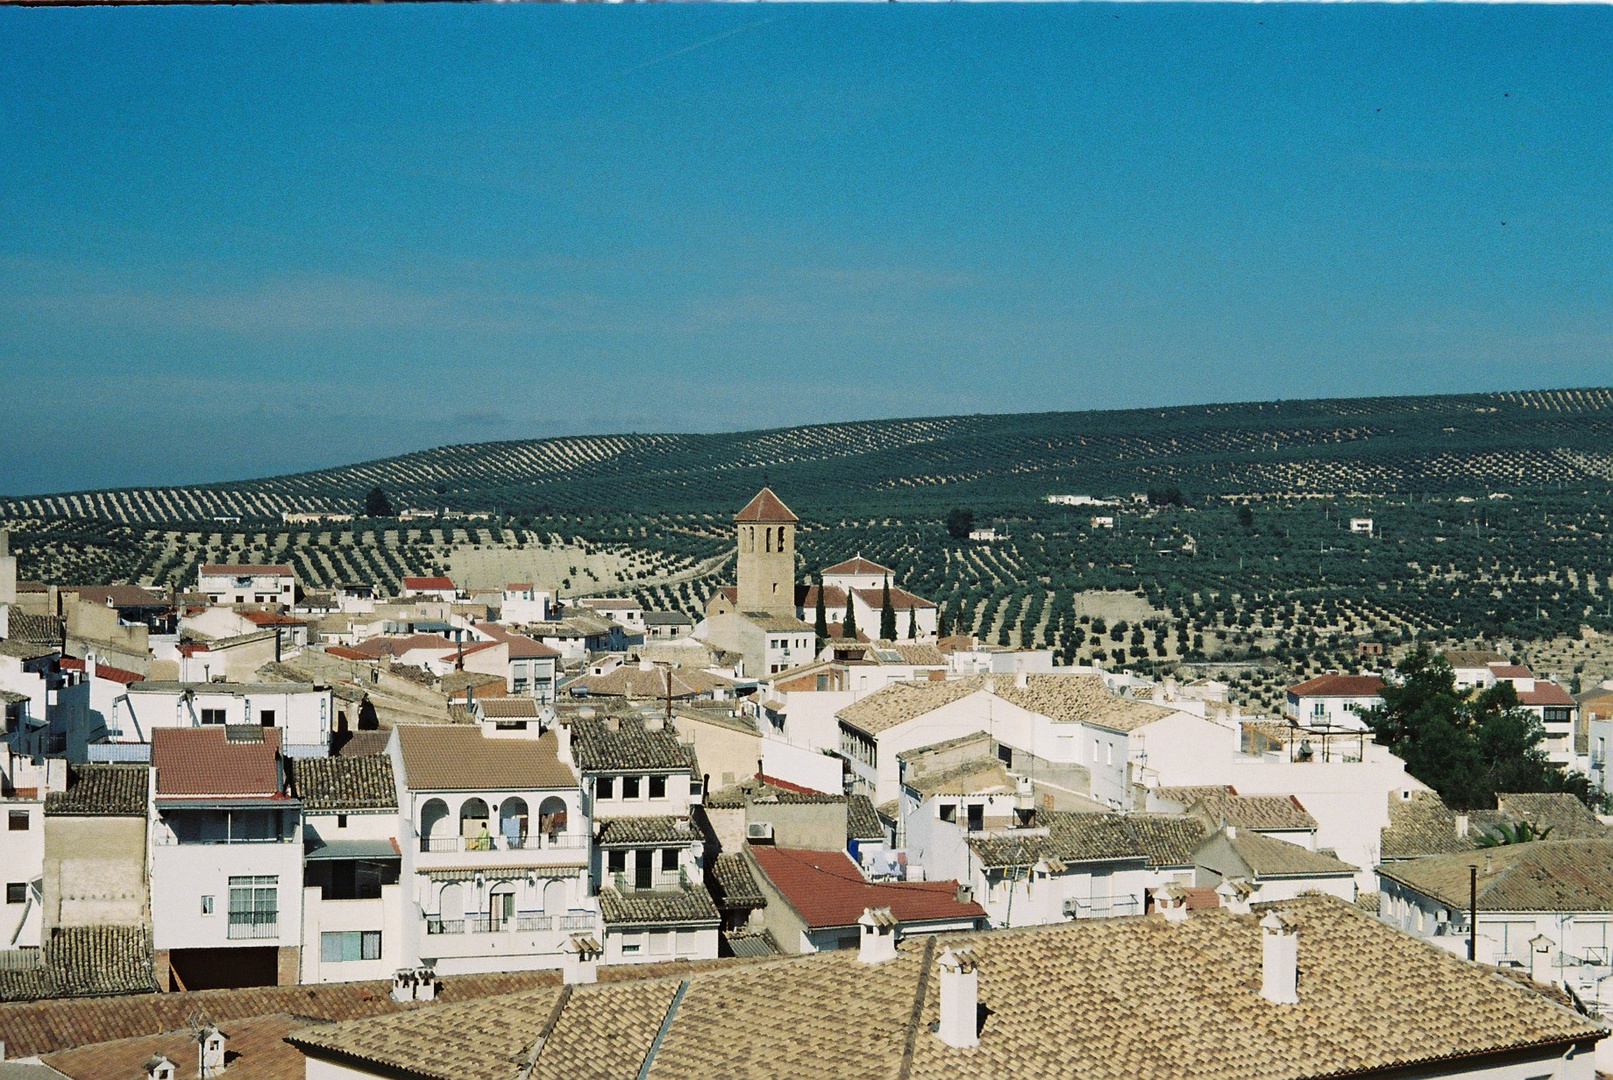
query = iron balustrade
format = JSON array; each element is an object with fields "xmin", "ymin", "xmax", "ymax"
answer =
[{"xmin": 226, "ymin": 912, "xmax": 279, "ymax": 939}]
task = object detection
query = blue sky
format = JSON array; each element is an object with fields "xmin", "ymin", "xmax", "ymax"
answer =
[{"xmin": 1, "ymin": 4, "xmax": 1609, "ymax": 496}]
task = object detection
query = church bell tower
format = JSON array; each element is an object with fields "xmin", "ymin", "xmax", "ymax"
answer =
[{"xmin": 734, "ymin": 487, "xmax": 798, "ymax": 617}]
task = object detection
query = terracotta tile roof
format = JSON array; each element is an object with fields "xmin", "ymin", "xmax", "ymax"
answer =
[
  {"xmin": 1117, "ymin": 814, "xmax": 1211, "ymax": 869},
  {"xmin": 571, "ymin": 665, "xmax": 732, "ymax": 700},
  {"xmin": 1380, "ymin": 839, "xmax": 1613, "ymax": 911},
  {"xmin": 820, "ymin": 556, "xmax": 895, "ymax": 577},
  {"xmin": 597, "ymin": 883, "xmax": 721, "ymax": 927},
  {"xmin": 239, "ymin": 610, "xmax": 307, "ymax": 627},
  {"xmin": 1492, "ymin": 792, "xmax": 1610, "ymax": 838},
  {"xmin": 1190, "ymin": 793, "xmax": 1317, "ymax": 832},
  {"xmin": 395, "ymin": 725, "xmax": 574, "ymax": 791},
  {"xmin": 969, "ymin": 813, "xmax": 1206, "ymax": 871},
  {"xmin": 0, "ymin": 640, "xmax": 57, "ymax": 661},
  {"xmin": 837, "ymin": 678, "xmax": 986, "ymax": 737},
  {"xmin": 401, "ymin": 576, "xmax": 455, "ymax": 591},
  {"xmin": 200, "ymin": 565, "xmax": 294, "ymax": 578},
  {"xmin": 0, "ymin": 970, "xmax": 561, "ymax": 1058},
  {"xmin": 710, "ymin": 853, "xmax": 767, "ymax": 909},
  {"xmin": 324, "ymin": 646, "xmax": 369, "ymax": 661},
  {"xmin": 4, "ymin": 612, "xmax": 63, "ymax": 644},
  {"xmin": 749, "ymin": 847, "xmax": 985, "ymax": 929},
  {"xmin": 794, "ymin": 583, "xmax": 848, "ymax": 610},
  {"xmin": 344, "ymin": 634, "xmax": 462, "ymax": 660},
  {"xmin": 67, "ymin": 584, "xmax": 167, "ymax": 608},
  {"xmin": 570, "ymin": 715, "xmax": 692, "ymax": 773},
  {"xmin": 57, "ymin": 657, "xmax": 144, "ymax": 685},
  {"xmin": 475, "ymin": 623, "xmax": 561, "ymax": 659},
  {"xmin": 720, "ymin": 929, "xmax": 780, "ymax": 957},
  {"xmin": 290, "ymin": 896, "xmax": 1602, "ymax": 1080},
  {"xmin": 1151, "ymin": 784, "xmax": 1236, "ymax": 809},
  {"xmin": 1207, "ymin": 828, "xmax": 1357, "ymax": 879},
  {"xmin": 1519, "ymin": 682, "xmax": 1576, "ymax": 707},
  {"xmin": 287, "ymin": 754, "xmax": 397, "ymax": 811},
  {"xmin": 846, "ymin": 794, "xmax": 886, "ymax": 841},
  {"xmin": 1442, "ymin": 648, "xmax": 1509, "ymax": 668},
  {"xmin": 334, "ymin": 730, "xmax": 393, "ymax": 758},
  {"xmin": 44, "ymin": 765, "xmax": 149, "ymax": 817},
  {"xmin": 704, "ymin": 777, "xmax": 842, "ymax": 809},
  {"xmin": 0, "ymin": 927, "xmax": 156, "ymax": 1004},
  {"xmin": 849, "ymin": 586, "xmax": 937, "ymax": 610},
  {"xmin": 151, "ymin": 728, "xmax": 283, "ymax": 799},
  {"xmin": 994, "ymin": 673, "xmax": 1175, "ymax": 732},
  {"xmin": 736, "ymin": 610, "xmax": 816, "ymax": 633},
  {"xmin": 595, "ymin": 816, "xmax": 695, "ymax": 846},
  {"xmin": 475, "ymin": 697, "xmax": 540, "ymax": 718},
  {"xmin": 438, "ymin": 670, "xmax": 506, "ymax": 696},
  {"xmin": 733, "ymin": 487, "xmax": 798, "ymax": 523},
  {"xmin": 1286, "ymin": 673, "xmax": 1386, "ymax": 697},
  {"xmin": 1488, "ymin": 663, "xmax": 1534, "ymax": 678},
  {"xmin": 43, "ymin": 1013, "xmax": 306, "ymax": 1080},
  {"xmin": 1381, "ymin": 791, "xmax": 1480, "ymax": 860}
]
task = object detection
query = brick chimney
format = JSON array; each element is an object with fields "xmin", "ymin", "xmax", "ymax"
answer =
[
  {"xmin": 857, "ymin": 906, "xmax": 899, "ymax": 964},
  {"xmin": 935, "ymin": 946, "xmax": 980, "ymax": 1049},
  {"xmin": 1259, "ymin": 911, "xmax": 1298, "ymax": 1004}
]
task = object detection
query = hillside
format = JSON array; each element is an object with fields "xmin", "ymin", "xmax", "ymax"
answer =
[
  {"xmin": 5, "ymin": 387, "xmax": 1613, "ymax": 523},
  {"xmin": 5, "ymin": 387, "xmax": 1613, "ymax": 714}
]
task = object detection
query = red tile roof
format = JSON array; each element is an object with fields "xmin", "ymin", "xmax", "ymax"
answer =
[
  {"xmin": 821, "ymin": 556, "xmax": 895, "ymax": 577},
  {"xmin": 850, "ymin": 586, "xmax": 936, "ymax": 610},
  {"xmin": 152, "ymin": 728, "xmax": 283, "ymax": 799},
  {"xmin": 795, "ymin": 584, "xmax": 848, "ymax": 609},
  {"xmin": 1488, "ymin": 664, "xmax": 1534, "ymax": 679},
  {"xmin": 240, "ymin": 611, "xmax": 307, "ymax": 627},
  {"xmin": 1287, "ymin": 674, "xmax": 1387, "ymax": 698},
  {"xmin": 477, "ymin": 623, "xmax": 561, "ymax": 659},
  {"xmin": 402, "ymin": 576, "xmax": 456, "ymax": 591},
  {"xmin": 325, "ymin": 646, "xmax": 370, "ymax": 661},
  {"xmin": 749, "ymin": 847, "xmax": 985, "ymax": 929},
  {"xmin": 734, "ymin": 488, "xmax": 798, "ymax": 523},
  {"xmin": 199, "ymin": 565, "xmax": 294, "ymax": 577},
  {"xmin": 57, "ymin": 657, "xmax": 144, "ymax": 685},
  {"xmin": 345, "ymin": 634, "xmax": 463, "ymax": 659},
  {"xmin": 1519, "ymin": 682, "xmax": 1576, "ymax": 707}
]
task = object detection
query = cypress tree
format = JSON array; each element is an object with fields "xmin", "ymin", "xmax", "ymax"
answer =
[
  {"xmin": 937, "ymin": 604, "xmax": 951, "ymax": 638},
  {"xmin": 843, "ymin": 590, "xmax": 858, "ymax": 640},
  {"xmin": 907, "ymin": 601, "xmax": 918, "ymax": 639},
  {"xmin": 880, "ymin": 578, "xmax": 897, "ymax": 640},
  {"xmin": 813, "ymin": 574, "xmax": 829, "ymax": 641}
]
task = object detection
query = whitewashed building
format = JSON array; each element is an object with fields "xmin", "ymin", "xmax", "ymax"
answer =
[{"xmin": 196, "ymin": 564, "xmax": 297, "ymax": 606}]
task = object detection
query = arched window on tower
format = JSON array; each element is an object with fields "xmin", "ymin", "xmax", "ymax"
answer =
[
  {"xmin": 766, "ymin": 529, "xmax": 773, "ymax": 553},
  {"xmin": 744, "ymin": 528, "xmax": 754, "ymax": 553},
  {"xmin": 778, "ymin": 526, "xmax": 787, "ymax": 552}
]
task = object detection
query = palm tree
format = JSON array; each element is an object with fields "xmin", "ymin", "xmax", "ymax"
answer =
[{"xmin": 1475, "ymin": 820, "xmax": 1553, "ymax": 847}]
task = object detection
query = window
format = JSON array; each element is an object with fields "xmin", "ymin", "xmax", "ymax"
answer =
[
  {"xmin": 201, "ymin": 708, "xmax": 227, "ymax": 725},
  {"xmin": 1105, "ymin": 743, "xmax": 1113, "ymax": 767},
  {"xmin": 649, "ymin": 775, "xmax": 667, "ymax": 799},
  {"xmin": 1092, "ymin": 740, "xmax": 1100, "ymax": 763},
  {"xmin": 200, "ymin": 895, "xmax": 215, "ymax": 916},
  {"xmin": 5, "ymin": 883, "xmax": 25, "ymax": 904},
  {"xmin": 939, "ymin": 803, "xmax": 957, "ymax": 823},
  {"xmin": 259, "ymin": 710, "xmax": 275, "ymax": 728},
  {"xmin": 336, "ymin": 814, "xmax": 348, "ymax": 829},
  {"xmin": 227, "ymin": 875, "xmax": 278, "ymax": 939},
  {"xmin": 8, "ymin": 810, "xmax": 28, "ymax": 831},
  {"xmin": 622, "ymin": 935, "xmax": 643, "ymax": 955},
  {"xmin": 597, "ymin": 777, "xmax": 615, "ymax": 800},
  {"xmin": 608, "ymin": 850, "xmax": 626, "ymax": 873},
  {"xmin": 997, "ymin": 745, "xmax": 1013, "ymax": 768},
  {"xmin": 622, "ymin": 776, "xmax": 642, "ymax": 800},
  {"xmin": 321, "ymin": 930, "xmax": 382, "ymax": 963},
  {"xmin": 1311, "ymin": 701, "xmax": 1327, "ymax": 719},
  {"xmin": 661, "ymin": 848, "xmax": 679, "ymax": 871}
]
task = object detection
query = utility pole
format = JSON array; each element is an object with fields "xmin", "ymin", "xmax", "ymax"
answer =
[{"xmin": 1468, "ymin": 865, "xmax": 1478, "ymax": 961}]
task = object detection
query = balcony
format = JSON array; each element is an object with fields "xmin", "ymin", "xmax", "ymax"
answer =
[
  {"xmin": 1063, "ymin": 895, "xmax": 1141, "ymax": 919},
  {"xmin": 418, "ymin": 832, "xmax": 588, "ymax": 854},
  {"xmin": 227, "ymin": 912, "xmax": 279, "ymax": 940},
  {"xmin": 425, "ymin": 910, "xmax": 597, "ymax": 935}
]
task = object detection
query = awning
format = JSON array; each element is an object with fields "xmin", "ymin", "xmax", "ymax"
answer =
[
  {"xmin": 423, "ymin": 865, "xmax": 584, "ymax": 882},
  {"xmin": 304, "ymin": 839, "xmax": 401, "ymax": 862}
]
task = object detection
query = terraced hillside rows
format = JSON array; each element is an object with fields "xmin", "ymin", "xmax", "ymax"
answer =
[{"xmin": 5, "ymin": 389, "xmax": 1612, "ymax": 524}]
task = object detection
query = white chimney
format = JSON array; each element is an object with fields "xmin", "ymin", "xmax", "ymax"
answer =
[
  {"xmin": 1259, "ymin": 911, "xmax": 1299, "ymax": 1005},
  {"xmin": 1530, "ymin": 933, "xmax": 1558, "ymax": 988},
  {"xmin": 413, "ymin": 966, "xmax": 437, "ymax": 1001},
  {"xmin": 1455, "ymin": 813, "xmax": 1469, "ymax": 839},
  {"xmin": 1155, "ymin": 883, "xmax": 1190, "ymax": 923},
  {"xmin": 390, "ymin": 968, "xmax": 417, "ymax": 1002},
  {"xmin": 858, "ymin": 907, "xmax": 899, "ymax": 964},
  {"xmin": 639, "ymin": 655, "xmax": 654, "ymax": 671},
  {"xmin": 1015, "ymin": 670, "xmax": 1028, "ymax": 689},
  {"xmin": 563, "ymin": 935, "xmax": 602, "ymax": 985},
  {"xmin": 145, "ymin": 1055, "xmax": 177, "ymax": 1080},
  {"xmin": 198, "ymin": 1026, "xmax": 227, "ymax": 1078},
  {"xmin": 644, "ymin": 714, "xmax": 665, "ymax": 733},
  {"xmin": 935, "ymin": 946, "xmax": 980, "ymax": 1049}
]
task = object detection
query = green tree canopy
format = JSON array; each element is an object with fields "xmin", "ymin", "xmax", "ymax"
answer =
[
  {"xmin": 880, "ymin": 577, "xmax": 897, "ymax": 640},
  {"xmin": 364, "ymin": 486, "xmax": 395, "ymax": 518},
  {"xmin": 843, "ymin": 589, "xmax": 858, "ymax": 639},
  {"xmin": 813, "ymin": 574, "xmax": 829, "ymax": 642},
  {"xmin": 945, "ymin": 508, "xmax": 975, "ymax": 540}
]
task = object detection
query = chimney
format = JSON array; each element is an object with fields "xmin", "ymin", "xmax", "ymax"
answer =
[
  {"xmin": 198, "ymin": 1026, "xmax": 227, "ymax": 1078},
  {"xmin": 413, "ymin": 966, "xmax": 437, "ymax": 1001},
  {"xmin": 954, "ymin": 883, "xmax": 973, "ymax": 905},
  {"xmin": 1155, "ymin": 883, "xmax": 1190, "ymax": 923},
  {"xmin": 639, "ymin": 655, "xmax": 654, "ymax": 671},
  {"xmin": 1531, "ymin": 934, "xmax": 1558, "ymax": 987},
  {"xmin": 563, "ymin": 934, "xmax": 602, "ymax": 985},
  {"xmin": 935, "ymin": 947, "xmax": 980, "ymax": 1049},
  {"xmin": 603, "ymin": 714, "xmax": 619, "ymax": 733},
  {"xmin": 390, "ymin": 968, "xmax": 418, "ymax": 1002},
  {"xmin": 1259, "ymin": 911, "xmax": 1299, "ymax": 1004},
  {"xmin": 145, "ymin": 1056, "xmax": 177, "ymax": 1080},
  {"xmin": 1455, "ymin": 813, "xmax": 1469, "ymax": 839},
  {"xmin": 857, "ymin": 907, "xmax": 899, "ymax": 964},
  {"xmin": 644, "ymin": 713, "xmax": 665, "ymax": 733},
  {"xmin": 1015, "ymin": 670, "xmax": 1028, "ymax": 689}
]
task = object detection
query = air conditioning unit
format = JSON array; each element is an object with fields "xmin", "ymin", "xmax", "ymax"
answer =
[{"xmin": 746, "ymin": 822, "xmax": 775, "ymax": 842}]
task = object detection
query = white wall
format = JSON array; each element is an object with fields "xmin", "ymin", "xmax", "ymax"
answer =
[
  {"xmin": 759, "ymin": 738, "xmax": 843, "ymax": 794},
  {"xmin": 0, "ymin": 797, "xmax": 45, "ymax": 948},
  {"xmin": 119, "ymin": 686, "xmax": 333, "ymax": 753},
  {"xmin": 603, "ymin": 925, "xmax": 717, "ymax": 965},
  {"xmin": 150, "ymin": 838, "xmax": 305, "ymax": 951}
]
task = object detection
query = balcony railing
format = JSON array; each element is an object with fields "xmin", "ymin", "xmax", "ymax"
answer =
[
  {"xmin": 418, "ymin": 832, "xmax": 586, "ymax": 854},
  {"xmin": 1063, "ymin": 896, "xmax": 1141, "ymax": 920},
  {"xmin": 426, "ymin": 912, "xmax": 583, "ymax": 935},
  {"xmin": 227, "ymin": 912, "xmax": 279, "ymax": 939}
]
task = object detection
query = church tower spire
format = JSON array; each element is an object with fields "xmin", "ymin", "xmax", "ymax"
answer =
[{"xmin": 734, "ymin": 487, "xmax": 798, "ymax": 618}]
